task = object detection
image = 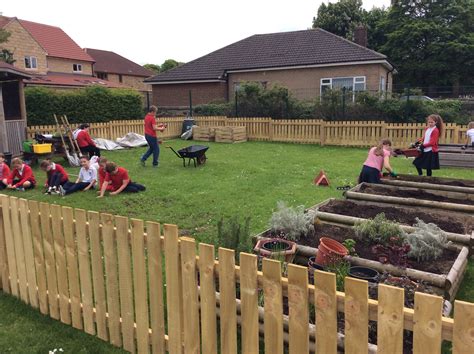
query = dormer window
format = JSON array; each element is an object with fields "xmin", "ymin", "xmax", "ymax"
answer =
[
  {"xmin": 73, "ymin": 64, "xmax": 82, "ymax": 72},
  {"xmin": 24, "ymin": 56, "xmax": 37, "ymax": 69}
]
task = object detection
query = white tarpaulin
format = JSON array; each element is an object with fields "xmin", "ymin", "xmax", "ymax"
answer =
[
  {"xmin": 94, "ymin": 138, "xmax": 124, "ymax": 150},
  {"xmin": 115, "ymin": 132, "xmax": 148, "ymax": 148}
]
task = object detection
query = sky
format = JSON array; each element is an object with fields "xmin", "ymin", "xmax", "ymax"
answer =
[{"xmin": 1, "ymin": 0, "xmax": 391, "ymax": 66}]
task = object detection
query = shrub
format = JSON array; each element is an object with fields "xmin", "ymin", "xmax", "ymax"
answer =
[
  {"xmin": 217, "ymin": 215, "xmax": 252, "ymax": 259},
  {"xmin": 194, "ymin": 102, "xmax": 232, "ymax": 116},
  {"xmin": 269, "ymin": 201, "xmax": 315, "ymax": 242},
  {"xmin": 353, "ymin": 213, "xmax": 404, "ymax": 246},
  {"xmin": 25, "ymin": 86, "xmax": 143, "ymax": 125},
  {"xmin": 405, "ymin": 218, "xmax": 451, "ymax": 262}
]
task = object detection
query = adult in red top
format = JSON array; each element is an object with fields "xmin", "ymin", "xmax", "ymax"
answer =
[
  {"xmin": 140, "ymin": 106, "xmax": 165, "ymax": 167},
  {"xmin": 5, "ymin": 158, "xmax": 36, "ymax": 190},
  {"xmin": 98, "ymin": 162, "xmax": 145, "ymax": 197},
  {"xmin": 0, "ymin": 153, "xmax": 11, "ymax": 190},
  {"xmin": 413, "ymin": 114, "xmax": 444, "ymax": 176},
  {"xmin": 76, "ymin": 124, "xmax": 101, "ymax": 158}
]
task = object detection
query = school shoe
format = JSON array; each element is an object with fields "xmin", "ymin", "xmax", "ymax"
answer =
[
  {"xmin": 45, "ymin": 187, "xmax": 52, "ymax": 195},
  {"xmin": 15, "ymin": 187, "xmax": 25, "ymax": 192},
  {"xmin": 51, "ymin": 187, "xmax": 60, "ymax": 195},
  {"xmin": 59, "ymin": 185, "xmax": 66, "ymax": 196}
]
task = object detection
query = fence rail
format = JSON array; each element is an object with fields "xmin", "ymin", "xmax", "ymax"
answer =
[
  {"xmin": 1, "ymin": 195, "xmax": 473, "ymax": 353},
  {"xmin": 27, "ymin": 117, "xmax": 469, "ymax": 148}
]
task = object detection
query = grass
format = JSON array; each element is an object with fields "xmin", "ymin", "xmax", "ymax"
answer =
[{"xmin": 1, "ymin": 139, "xmax": 473, "ymax": 351}]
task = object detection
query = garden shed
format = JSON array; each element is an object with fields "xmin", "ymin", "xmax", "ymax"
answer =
[{"xmin": 0, "ymin": 62, "xmax": 29, "ymax": 156}]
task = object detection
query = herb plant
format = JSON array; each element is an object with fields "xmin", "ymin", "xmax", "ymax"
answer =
[{"xmin": 269, "ymin": 201, "xmax": 316, "ymax": 242}]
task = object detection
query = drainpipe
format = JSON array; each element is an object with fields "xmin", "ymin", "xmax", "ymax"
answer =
[{"xmin": 385, "ymin": 63, "xmax": 395, "ymax": 99}]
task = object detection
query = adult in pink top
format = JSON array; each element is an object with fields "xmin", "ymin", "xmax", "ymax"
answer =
[{"xmin": 358, "ymin": 139, "xmax": 395, "ymax": 184}]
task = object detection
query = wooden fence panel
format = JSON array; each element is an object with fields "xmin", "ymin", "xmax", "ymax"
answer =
[
  {"xmin": 75, "ymin": 209, "xmax": 95, "ymax": 335},
  {"xmin": 263, "ymin": 258, "xmax": 283, "ymax": 354},
  {"xmin": 0, "ymin": 196, "xmax": 9, "ymax": 294},
  {"xmin": 164, "ymin": 224, "xmax": 183, "ymax": 354},
  {"xmin": 28, "ymin": 200, "xmax": 47, "ymax": 314},
  {"xmin": 19, "ymin": 199, "xmax": 38, "ymax": 309},
  {"xmin": 62, "ymin": 206, "xmax": 82, "ymax": 330},
  {"xmin": 314, "ymin": 270, "xmax": 337, "ymax": 354},
  {"xmin": 10, "ymin": 197, "xmax": 29, "ymax": 303},
  {"xmin": 239, "ymin": 253, "xmax": 259, "ymax": 354},
  {"xmin": 453, "ymin": 300, "xmax": 474, "ymax": 353},
  {"xmin": 413, "ymin": 292, "xmax": 442, "ymax": 354},
  {"xmin": 89, "ymin": 211, "xmax": 108, "ymax": 341},
  {"xmin": 288, "ymin": 264, "xmax": 309, "ymax": 354},
  {"xmin": 147, "ymin": 221, "xmax": 166, "ymax": 354},
  {"xmin": 180, "ymin": 237, "xmax": 200, "ymax": 354},
  {"xmin": 345, "ymin": 277, "xmax": 369, "ymax": 354},
  {"xmin": 101, "ymin": 214, "xmax": 121, "ymax": 347},
  {"xmin": 377, "ymin": 284, "xmax": 404, "ymax": 353},
  {"xmin": 131, "ymin": 218, "xmax": 150, "ymax": 353},
  {"xmin": 218, "ymin": 248, "xmax": 237, "ymax": 354},
  {"xmin": 40, "ymin": 202, "xmax": 59, "ymax": 319},
  {"xmin": 198, "ymin": 243, "xmax": 218, "ymax": 354},
  {"xmin": 51, "ymin": 204, "xmax": 71, "ymax": 325},
  {"xmin": 115, "ymin": 216, "xmax": 135, "ymax": 353}
]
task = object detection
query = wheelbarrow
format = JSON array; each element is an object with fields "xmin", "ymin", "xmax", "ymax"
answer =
[{"xmin": 167, "ymin": 145, "xmax": 209, "ymax": 167}]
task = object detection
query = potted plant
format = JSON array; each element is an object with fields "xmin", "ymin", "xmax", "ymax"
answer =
[{"xmin": 254, "ymin": 238, "xmax": 297, "ymax": 262}]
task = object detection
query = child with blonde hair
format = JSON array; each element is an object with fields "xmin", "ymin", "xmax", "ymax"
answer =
[
  {"xmin": 359, "ymin": 139, "xmax": 396, "ymax": 184},
  {"xmin": 4, "ymin": 158, "xmax": 36, "ymax": 191}
]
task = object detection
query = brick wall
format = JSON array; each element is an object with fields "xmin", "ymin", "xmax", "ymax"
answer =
[
  {"xmin": 2, "ymin": 19, "xmax": 48, "ymax": 74},
  {"xmin": 103, "ymin": 73, "xmax": 151, "ymax": 92},
  {"xmin": 48, "ymin": 58, "xmax": 93, "ymax": 75},
  {"xmin": 228, "ymin": 63, "xmax": 392, "ymax": 100},
  {"xmin": 152, "ymin": 82, "xmax": 227, "ymax": 108}
]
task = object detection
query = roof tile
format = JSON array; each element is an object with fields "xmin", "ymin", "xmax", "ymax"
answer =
[{"xmin": 85, "ymin": 48, "xmax": 154, "ymax": 77}]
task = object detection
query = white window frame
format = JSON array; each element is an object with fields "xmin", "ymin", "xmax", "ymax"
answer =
[
  {"xmin": 379, "ymin": 76, "xmax": 386, "ymax": 93},
  {"xmin": 73, "ymin": 64, "xmax": 83, "ymax": 72},
  {"xmin": 24, "ymin": 56, "xmax": 38, "ymax": 70},
  {"xmin": 320, "ymin": 76, "xmax": 366, "ymax": 101}
]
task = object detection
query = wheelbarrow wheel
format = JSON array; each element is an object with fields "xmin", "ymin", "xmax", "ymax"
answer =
[{"xmin": 197, "ymin": 154, "xmax": 207, "ymax": 165}]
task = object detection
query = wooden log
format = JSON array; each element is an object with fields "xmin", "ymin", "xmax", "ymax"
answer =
[
  {"xmin": 445, "ymin": 247, "xmax": 469, "ymax": 301},
  {"xmin": 381, "ymin": 178, "xmax": 474, "ymax": 194},
  {"xmin": 345, "ymin": 190, "xmax": 474, "ymax": 214}
]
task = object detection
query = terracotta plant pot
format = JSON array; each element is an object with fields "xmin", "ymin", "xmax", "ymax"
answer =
[
  {"xmin": 349, "ymin": 266, "xmax": 379, "ymax": 283},
  {"xmin": 254, "ymin": 238, "xmax": 297, "ymax": 262},
  {"xmin": 316, "ymin": 237, "xmax": 348, "ymax": 266}
]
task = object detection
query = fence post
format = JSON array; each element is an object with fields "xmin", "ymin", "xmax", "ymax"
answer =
[
  {"xmin": 269, "ymin": 119, "xmax": 273, "ymax": 141},
  {"xmin": 108, "ymin": 121, "xmax": 113, "ymax": 140},
  {"xmin": 381, "ymin": 121, "xmax": 387, "ymax": 140},
  {"xmin": 454, "ymin": 124, "xmax": 460, "ymax": 144},
  {"xmin": 320, "ymin": 120, "xmax": 326, "ymax": 146}
]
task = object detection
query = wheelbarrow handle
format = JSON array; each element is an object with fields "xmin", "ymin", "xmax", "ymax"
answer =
[{"xmin": 167, "ymin": 146, "xmax": 182, "ymax": 158}]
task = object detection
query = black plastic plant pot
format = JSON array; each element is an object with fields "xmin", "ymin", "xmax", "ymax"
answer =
[
  {"xmin": 308, "ymin": 256, "xmax": 326, "ymax": 271},
  {"xmin": 349, "ymin": 266, "xmax": 380, "ymax": 283},
  {"xmin": 261, "ymin": 240, "xmax": 292, "ymax": 252}
]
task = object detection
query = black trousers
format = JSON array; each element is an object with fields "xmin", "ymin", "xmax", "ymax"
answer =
[
  {"xmin": 47, "ymin": 172, "xmax": 67, "ymax": 188},
  {"xmin": 80, "ymin": 145, "xmax": 101, "ymax": 158},
  {"xmin": 123, "ymin": 182, "xmax": 146, "ymax": 193}
]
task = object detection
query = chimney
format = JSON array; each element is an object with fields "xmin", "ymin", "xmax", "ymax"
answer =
[{"xmin": 353, "ymin": 25, "xmax": 368, "ymax": 47}]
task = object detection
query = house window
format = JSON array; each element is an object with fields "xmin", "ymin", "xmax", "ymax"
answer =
[
  {"xmin": 320, "ymin": 76, "xmax": 366, "ymax": 101},
  {"xmin": 73, "ymin": 64, "xmax": 82, "ymax": 72},
  {"xmin": 118, "ymin": 74, "xmax": 123, "ymax": 83},
  {"xmin": 24, "ymin": 56, "xmax": 37, "ymax": 69},
  {"xmin": 97, "ymin": 72, "xmax": 108, "ymax": 80},
  {"xmin": 380, "ymin": 76, "xmax": 386, "ymax": 93}
]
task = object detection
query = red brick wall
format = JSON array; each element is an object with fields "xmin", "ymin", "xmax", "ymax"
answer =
[{"xmin": 152, "ymin": 82, "xmax": 227, "ymax": 108}]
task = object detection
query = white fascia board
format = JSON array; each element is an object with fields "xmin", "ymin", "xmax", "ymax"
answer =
[{"xmin": 147, "ymin": 79, "xmax": 226, "ymax": 85}]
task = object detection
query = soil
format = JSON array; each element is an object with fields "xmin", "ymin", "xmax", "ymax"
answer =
[
  {"xmin": 360, "ymin": 184, "xmax": 474, "ymax": 206},
  {"xmin": 266, "ymin": 223, "xmax": 458, "ymax": 275},
  {"xmin": 319, "ymin": 199, "xmax": 471, "ymax": 234},
  {"xmin": 395, "ymin": 175, "xmax": 474, "ymax": 188}
]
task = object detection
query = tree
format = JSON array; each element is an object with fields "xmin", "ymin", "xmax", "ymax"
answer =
[
  {"xmin": 160, "ymin": 59, "xmax": 183, "ymax": 73},
  {"xmin": 312, "ymin": 0, "xmax": 365, "ymax": 39},
  {"xmin": 0, "ymin": 29, "xmax": 15, "ymax": 64},
  {"xmin": 143, "ymin": 63, "xmax": 160, "ymax": 74},
  {"xmin": 362, "ymin": 6, "xmax": 388, "ymax": 52},
  {"xmin": 380, "ymin": 0, "xmax": 474, "ymax": 91}
]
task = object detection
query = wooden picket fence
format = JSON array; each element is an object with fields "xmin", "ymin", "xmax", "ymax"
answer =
[
  {"xmin": 0, "ymin": 194, "xmax": 473, "ymax": 353},
  {"xmin": 27, "ymin": 117, "xmax": 469, "ymax": 148}
]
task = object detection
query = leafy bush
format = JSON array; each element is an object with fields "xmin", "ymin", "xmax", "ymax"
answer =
[
  {"xmin": 194, "ymin": 102, "xmax": 232, "ymax": 116},
  {"xmin": 25, "ymin": 86, "xmax": 143, "ymax": 125},
  {"xmin": 405, "ymin": 218, "xmax": 451, "ymax": 262},
  {"xmin": 269, "ymin": 201, "xmax": 315, "ymax": 242},
  {"xmin": 353, "ymin": 213, "xmax": 404, "ymax": 246},
  {"xmin": 217, "ymin": 215, "xmax": 252, "ymax": 259}
]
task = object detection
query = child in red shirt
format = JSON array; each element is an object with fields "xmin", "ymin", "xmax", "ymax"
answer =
[
  {"xmin": 40, "ymin": 159, "xmax": 70, "ymax": 194},
  {"xmin": 98, "ymin": 161, "xmax": 145, "ymax": 197},
  {"xmin": 5, "ymin": 158, "xmax": 36, "ymax": 191},
  {"xmin": 0, "ymin": 153, "xmax": 11, "ymax": 190},
  {"xmin": 76, "ymin": 123, "xmax": 101, "ymax": 158},
  {"xmin": 97, "ymin": 157, "xmax": 113, "ymax": 193}
]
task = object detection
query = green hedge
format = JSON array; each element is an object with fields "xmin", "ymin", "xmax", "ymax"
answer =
[{"xmin": 25, "ymin": 86, "xmax": 143, "ymax": 126}]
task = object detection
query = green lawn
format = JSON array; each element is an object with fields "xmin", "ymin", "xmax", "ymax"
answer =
[{"xmin": 0, "ymin": 139, "xmax": 472, "ymax": 351}]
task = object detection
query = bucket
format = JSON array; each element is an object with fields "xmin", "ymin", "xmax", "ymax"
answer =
[{"xmin": 316, "ymin": 237, "xmax": 348, "ymax": 265}]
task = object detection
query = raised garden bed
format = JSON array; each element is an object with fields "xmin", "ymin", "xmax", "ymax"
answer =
[
  {"xmin": 254, "ymin": 220, "xmax": 469, "ymax": 302},
  {"xmin": 312, "ymin": 198, "xmax": 474, "ymax": 246},
  {"xmin": 381, "ymin": 174, "xmax": 474, "ymax": 194},
  {"xmin": 438, "ymin": 144, "xmax": 474, "ymax": 168},
  {"xmin": 345, "ymin": 182, "xmax": 474, "ymax": 214}
]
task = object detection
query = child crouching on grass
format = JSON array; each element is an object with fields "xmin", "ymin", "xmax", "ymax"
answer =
[
  {"xmin": 59, "ymin": 156, "xmax": 97, "ymax": 196},
  {"xmin": 40, "ymin": 159, "xmax": 69, "ymax": 195},
  {"xmin": 97, "ymin": 161, "xmax": 145, "ymax": 198},
  {"xmin": 4, "ymin": 158, "xmax": 36, "ymax": 191},
  {"xmin": 359, "ymin": 139, "xmax": 396, "ymax": 184},
  {"xmin": 0, "ymin": 153, "xmax": 11, "ymax": 190}
]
